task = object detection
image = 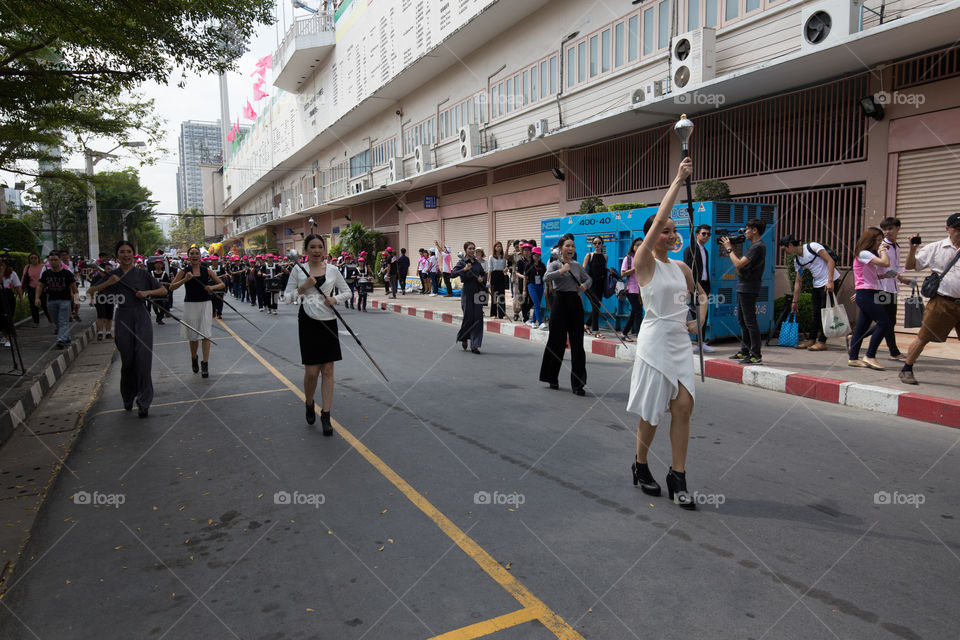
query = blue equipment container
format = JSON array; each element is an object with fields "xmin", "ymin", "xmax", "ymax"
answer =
[{"xmin": 540, "ymin": 201, "xmax": 777, "ymax": 341}]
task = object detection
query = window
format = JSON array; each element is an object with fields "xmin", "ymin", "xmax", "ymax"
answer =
[
  {"xmin": 577, "ymin": 41, "xmax": 586, "ymax": 82},
  {"xmin": 615, "ymin": 22, "xmax": 625, "ymax": 67},
  {"xmin": 688, "ymin": 0, "xmax": 700, "ymax": 30},
  {"xmin": 529, "ymin": 66, "xmax": 536, "ymax": 102},
  {"xmin": 505, "ymin": 78, "xmax": 513, "ymax": 113},
  {"xmin": 601, "ymin": 29, "xmax": 611, "ymax": 73},
  {"xmin": 514, "ymin": 76, "xmax": 520, "ymax": 107},
  {"xmin": 628, "ymin": 15, "xmax": 639, "ymax": 61},
  {"xmin": 589, "ymin": 34, "xmax": 599, "ymax": 77},
  {"xmin": 725, "ymin": 0, "xmax": 738, "ymax": 20},
  {"xmin": 492, "ymin": 83, "xmax": 500, "ymax": 118},
  {"xmin": 746, "ymin": 0, "xmax": 761, "ymax": 12},
  {"xmin": 549, "ymin": 56, "xmax": 557, "ymax": 93},
  {"xmin": 523, "ymin": 70, "xmax": 529, "ymax": 104},
  {"xmin": 706, "ymin": 0, "xmax": 718, "ymax": 26},
  {"xmin": 643, "ymin": 8, "xmax": 654, "ymax": 56},
  {"xmin": 567, "ymin": 46, "xmax": 576, "ymax": 87},
  {"xmin": 540, "ymin": 61, "xmax": 548, "ymax": 98},
  {"xmin": 349, "ymin": 150, "xmax": 370, "ymax": 178},
  {"xmin": 658, "ymin": 1, "xmax": 669, "ymax": 50}
]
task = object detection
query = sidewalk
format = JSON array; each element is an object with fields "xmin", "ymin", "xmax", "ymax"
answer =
[
  {"xmin": 370, "ymin": 289, "xmax": 960, "ymax": 428},
  {"xmin": 0, "ymin": 304, "xmax": 98, "ymax": 446}
]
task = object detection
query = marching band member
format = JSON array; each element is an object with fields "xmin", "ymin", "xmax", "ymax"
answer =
[
  {"xmin": 283, "ymin": 234, "xmax": 351, "ymax": 434},
  {"xmin": 259, "ymin": 254, "xmax": 283, "ymax": 315},
  {"xmin": 150, "ymin": 259, "xmax": 171, "ymax": 325},
  {"xmin": 169, "ymin": 246, "xmax": 225, "ymax": 379}
]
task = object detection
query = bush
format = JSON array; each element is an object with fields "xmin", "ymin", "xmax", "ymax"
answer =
[
  {"xmin": 607, "ymin": 202, "xmax": 647, "ymax": 211},
  {"xmin": 578, "ymin": 197, "xmax": 605, "ymax": 215},
  {"xmin": 0, "ymin": 218, "xmax": 39, "ymax": 253},
  {"xmin": 774, "ymin": 293, "xmax": 813, "ymax": 335},
  {"xmin": 694, "ymin": 180, "xmax": 731, "ymax": 202},
  {"xmin": 329, "ymin": 243, "xmax": 342, "ymax": 260}
]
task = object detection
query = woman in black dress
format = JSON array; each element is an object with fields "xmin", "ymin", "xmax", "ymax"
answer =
[
  {"xmin": 283, "ymin": 234, "xmax": 351, "ymax": 434},
  {"xmin": 451, "ymin": 241, "xmax": 487, "ymax": 353},
  {"xmin": 583, "ymin": 236, "xmax": 609, "ymax": 338}
]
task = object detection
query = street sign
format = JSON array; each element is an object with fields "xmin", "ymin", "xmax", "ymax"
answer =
[{"xmin": 424, "ymin": 196, "xmax": 437, "ymax": 209}]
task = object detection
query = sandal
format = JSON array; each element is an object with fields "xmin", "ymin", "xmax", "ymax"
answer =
[
  {"xmin": 594, "ymin": 332, "xmax": 606, "ymax": 339},
  {"xmin": 622, "ymin": 335, "xmax": 635, "ymax": 342}
]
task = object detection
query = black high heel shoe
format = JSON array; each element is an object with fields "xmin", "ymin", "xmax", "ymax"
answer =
[
  {"xmin": 320, "ymin": 410, "xmax": 333, "ymax": 436},
  {"xmin": 201, "ymin": 361, "xmax": 209, "ymax": 378},
  {"xmin": 665, "ymin": 468, "xmax": 696, "ymax": 510},
  {"xmin": 305, "ymin": 401, "xmax": 316, "ymax": 425},
  {"xmin": 191, "ymin": 356, "xmax": 199, "ymax": 373},
  {"xmin": 631, "ymin": 461, "xmax": 662, "ymax": 496}
]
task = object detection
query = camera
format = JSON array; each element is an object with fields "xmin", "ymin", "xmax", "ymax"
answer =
[
  {"xmin": 715, "ymin": 228, "xmax": 746, "ymax": 245},
  {"xmin": 911, "ymin": 235, "xmax": 922, "ymax": 245}
]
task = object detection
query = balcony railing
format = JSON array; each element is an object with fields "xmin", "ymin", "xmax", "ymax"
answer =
[{"xmin": 272, "ymin": 12, "xmax": 335, "ymax": 76}]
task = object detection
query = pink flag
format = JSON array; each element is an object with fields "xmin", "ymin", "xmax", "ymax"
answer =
[
  {"xmin": 243, "ymin": 100, "xmax": 257, "ymax": 120},
  {"xmin": 227, "ymin": 129, "xmax": 235, "ymax": 142},
  {"xmin": 251, "ymin": 53, "xmax": 273, "ymax": 77},
  {"xmin": 253, "ymin": 78, "xmax": 270, "ymax": 101}
]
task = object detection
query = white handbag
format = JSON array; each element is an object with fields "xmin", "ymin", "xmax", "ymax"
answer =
[{"xmin": 821, "ymin": 291, "xmax": 850, "ymax": 338}]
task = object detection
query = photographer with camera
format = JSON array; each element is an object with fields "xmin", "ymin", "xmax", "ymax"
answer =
[
  {"xmin": 899, "ymin": 213, "xmax": 960, "ymax": 385},
  {"xmin": 779, "ymin": 234, "xmax": 840, "ymax": 351},
  {"xmin": 721, "ymin": 219, "xmax": 766, "ymax": 365}
]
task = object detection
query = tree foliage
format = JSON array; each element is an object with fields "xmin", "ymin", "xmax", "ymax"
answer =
[
  {"xmin": 0, "ymin": 217, "xmax": 38, "ymax": 252},
  {"xmin": 0, "ymin": 1, "xmax": 274, "ymax": 171},
  {"xmin": 694, "ymin": 180, "xmax": 731, "ymax": 202},
  {"xmin": 337, "ymin": 222, "xmax": 387, "ymax": 259},
  {"xmin": 169, "ymin": 207, "xmax": 206, "ymax": 250}
]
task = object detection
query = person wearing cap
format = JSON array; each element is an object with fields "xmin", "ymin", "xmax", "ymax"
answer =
[
  {"xmin": 435, "ymin": 241, "xmax": 454, "ymax": 297},
  {"xmin": 451, "ymin": 241, "xmax": 487, "ymax": 353},
  {"xmin": 900, "ymin": 212, "xmax": 960, "ymax": 384},
  {"xmin": 416, "ymin": 249, "xmax": 430, "ymax": 294},
  {"xmin": 340, "ymin": 253, "xmax": 359, "ymax": 309},
  {"xmin": 260, "ymin": 254, "xmax": 283, "ymax": 315},
  {"xmin": 149, "ymin": 259, "xmax": 171, "ymax": 324},
  {"xmin": 427, "ymin": 247, "xmax": 440, "ymax": 296},
  {"xmin": 515, "ymin": 243, "xmax": 533, "ymax": 322},
  {"xmin": 780, "ymin": 234, "xmax": 841, "ymax": 351},
  {"xmin": 355, "ymin": 257, "xmax": 374, "ymax": 311},
  {"xmin": 380, "ymin": 247, "xmax": 399, "ymax": 298},
  {"xmin": 209, "ymin": 255, "xmax": 226, "ymax": 319}
]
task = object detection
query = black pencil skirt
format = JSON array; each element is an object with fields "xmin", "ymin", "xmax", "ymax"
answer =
[{"xmin": 298, "ymin": 306, "xmax": 342, "ymax": 365}]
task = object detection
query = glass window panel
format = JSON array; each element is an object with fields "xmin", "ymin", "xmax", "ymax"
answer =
[
  {"xmin": 725, "ymin": 0, "xmax": 738, "ymax": 20},
  {"xmin": 550, "ymin": 56, "xmax": 557, "ymax": 93},
  {"xmin": 643, "ymin": 8, "xmax": 654, "ymax": 55},
  {"xmin": 530, "ymin": 66, "xmax": 537, "ymax": 101},
  {"xmin": 659, "ymin": 1, "xmax": 669, "ymax": 49},
  {"xmin": 492, "ymin": 85, "xmax": 499, "ymax": 117},
  {"xmin": 688, "ymin": 0, "xmax": 699, "ymax": 30},
  {"xmin": 602, "ymin": 29, "xmax": 610, "ymax": 72},
  {"xmin": 746, "ymin": 0, "xmax": 760, "ymax": 11},
  {"xmin": 577, "ymin": 41, "xmax": 586, "ymax": 82},
  {"xmin": 615, "ymin": 22, "xmax": 624, "ymax": 66},
  {"xmin": 540, "ymin": 61, "xmax": 548, "ymax": 98},
  {"xmin": 523, "ymin": 70, "xmax": 529, "ymax": 104},
  {"xmin": 629, "ymin": 15, "xmax": 639, "ymax": 60},
  {"xmin": 506, "ymin": 79, "xmax": 512, "ymax": 113},
  {"xmin": 589, "ymin": 35, "xmax": 599, "ymax": 77},
  {"xmin": 706, "ymin": 0, "xmax": 718, "ymax": 25},
  {"xmin": 467, "ymin": 99, "xmax": 472, "ymax": 124},
  {"xmin": 514, "ymin": 76, "xmax": 520, "ymax": 107},
  {"xmin": 567, "ymin": 47, "xmax": 575, "ymax": 87}
]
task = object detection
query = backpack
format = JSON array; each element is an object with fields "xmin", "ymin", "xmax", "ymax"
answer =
[{"xmin": 797, "ymin": 243, "xmax": 839, "ymax": 268}]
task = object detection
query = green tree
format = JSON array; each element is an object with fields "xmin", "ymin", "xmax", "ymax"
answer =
[
  {"xmin": 578, "ymin": 197, "xmax": 605, "ymax": 215},
  {"xmin": 337, "ymin": 222, "xmax": 387, "ymax": 259},
  {"xmin": 169, "ymin": 208, "xmax": 206, "ymax": 250},
  {"xmin": 694, "ymin": 180, "xmax": 731, "ymax": 201},
  {"xmin": 0, "ymin": 1, "xmax": 274, "ymax": 172}
]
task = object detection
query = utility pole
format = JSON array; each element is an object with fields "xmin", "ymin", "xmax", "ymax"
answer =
[{"xmin": 84, "ymin": 142, "xmax": 144, "ymax": 259}]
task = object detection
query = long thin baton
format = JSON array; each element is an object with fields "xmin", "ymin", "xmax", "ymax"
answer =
[
  {"xmin": 294, "ymin": 261, "xmax": 390, "ymax": 383},
  {"xmin": 675, "ymin": 114, "xmax": 705, "ymax": 382},
  {"xmin": 93, "ymin": 263, "xmax": 217, "ymax": 344},
  {"xmin": 211, "ymin": 291, "xmax": 261, "ymax": 331}
]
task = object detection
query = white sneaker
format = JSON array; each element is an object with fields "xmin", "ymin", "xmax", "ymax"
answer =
[
  {"xmin": 538, "ymin": 323, "xmax": 548, "ymax": 330},
  {"xmin": 701, "ymin": 343, "xmax": 715, "ymax": 353}
]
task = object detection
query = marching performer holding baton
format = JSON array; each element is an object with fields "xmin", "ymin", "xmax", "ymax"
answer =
[
  {"xmin": 283, "ymin": 234, "xmax": 352, "ymax": 434},
  {"xmin": 87, "ymin": 240, "xmax": 169, "ymax": 418},
  {"xmin": 169, "ymin": 246, "xmax": 226, "ymax": 379}
]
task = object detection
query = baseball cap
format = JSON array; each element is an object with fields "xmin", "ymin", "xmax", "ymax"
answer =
[
  {"xmin": 777, "ymin": 234, "xmax": 801, "ymax": 247},
  {"xmin": 531, "ymin": 247, "xmax": 542, "ymax": 255},
  {"xmin": 386, "ymin": 246, "xmax": 393, "ymax": 252},
  {"xmin": 947, "ymin": 212, "xmax": 960, "ymax": 229},
  {"xmin": 522, "ymin": 243, "xmax": 532, "ymax": 249}
]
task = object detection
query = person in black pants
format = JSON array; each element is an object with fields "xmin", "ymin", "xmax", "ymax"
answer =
[
  {"xmin": 396, "ymin": 248, "xmax": 410, "ymax": 295},
  {"xmin": 516, "ymin": 243, "xmax": 532, "ymax": 322},
  {"xmin": 682, "ymin": 225, "xmax": 714, "ymax": 352},
  {"xmin": 540, "ymin": 234, "xmax": 592, "ymax": 395},
  {"xmin": 722, "ymin": 219, "xmax": 766, "ymax": 365},
  {"xmin": 583, "ymin": 236, "xmax": 609, "ymax": 337},
  {"xmin": 150, "ymin": 260, "xmax": 171, "ymax": 324},
  {"xmin": 488, "ymin": 241, "xmax": 507, "ymax": 318}
]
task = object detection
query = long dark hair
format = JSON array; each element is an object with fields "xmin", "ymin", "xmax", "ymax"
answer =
[
  {"xmin": 303, "ymin": 233, "xmax": 325, "ymax": 254},
  {"xmin": 493, "ymin": 241, "xmax": 504, "ymax": 258},
  {"xmin": 854, "ymin": 227, "xmax": 884, "ymax": 256},
  {"xmin": 115, "ymin": 240, "xmax": 136, "ymax": 255}
]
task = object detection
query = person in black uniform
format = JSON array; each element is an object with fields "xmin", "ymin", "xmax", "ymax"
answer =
[
  {"xmin": 254, "ymin": 256, "xmax": 268, "ymax": 311},
  {"xmin": 246, "ymin": 258, "xmax": 258, "ymax": 307},
  {"xmin": 451, "ymin": 241, "xmax": 487, "ymax": 353},
  {"xmin": 583, "ymin": 236, "xmax": 610, "ymax": 338},
  {"xmin": 150, "ymin": 259, "xmax": 171, "ymax": 324},
  {"xmin": 87, "ymin": 240, "xmax": 167, "ymax": 417},
  {"xmin": 260, "ymin": 254, "xmax": 282, "ymax": 314},
  {"xmin": 341, "ymin": 255, "xmax": 359, "ymax": 309},
  {"xmin": 396, "ymin": 248, "xmax": 410, "ymax": 295}
]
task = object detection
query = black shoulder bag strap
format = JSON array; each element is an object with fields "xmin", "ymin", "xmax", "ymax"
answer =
[{"xmin": 921, "ymin": 247, "xmax": 960, "ymax": 298}]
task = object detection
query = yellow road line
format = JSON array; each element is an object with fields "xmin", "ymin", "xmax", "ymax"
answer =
[
  {"xmin": 426, "ymin": 608, "xmax": 539, "ymax": 639},
  {"xmin": 93, "ymin": 388, "xmax": 288, "ymax": 415},
  {"xmin": 154, "ymin": 336, "xmax": 236, "ymax": 346},
  {"xmin": 218, "ymin": 320, "xmax": 586, "ymax": 640}
]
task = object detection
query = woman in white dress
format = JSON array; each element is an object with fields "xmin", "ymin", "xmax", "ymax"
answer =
[
  {"xmin": 626, "ymin": 157, "xmax": 706, "ymax": 510},
  {"xmin": 169, "ymin": 246, "xmax": 226, "ymax": 378}
]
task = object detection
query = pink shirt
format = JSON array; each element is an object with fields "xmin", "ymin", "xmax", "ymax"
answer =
[
  {"xmin": 620, "ymin": 255, "xmax": 640, "ymax": 294},
  {"xmin": 853, "ymin": 250, "xmax": 881, "ymax": 290},
  {"xmin": 23, "ymin": 264, "xmax": 44, "ymax": 288}
]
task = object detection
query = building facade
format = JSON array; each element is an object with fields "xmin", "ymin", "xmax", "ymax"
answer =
[
  {"xmin": 221, "ymin": 0, "xmax": 960, "ymax": 323},
  {"xmin": 177, "ymin": 120, "xmax": 224, "ymax": 213}
]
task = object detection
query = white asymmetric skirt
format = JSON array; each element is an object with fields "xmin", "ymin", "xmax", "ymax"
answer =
[{"xmin": 181, "ymin": 300, "xmax": 213, "ymax": 340}]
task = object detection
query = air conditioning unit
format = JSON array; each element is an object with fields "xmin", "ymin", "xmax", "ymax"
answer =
[
  {"xmin": 414, "ymin": 145, "xmax": 432, "ymax": 173},
  {"xmin": 388, "ymin": 156, "xmax": 405, "ymax": 182},
  {"xmin": 350, "ymin": 178, "xmax": 369, "ymax": 194},
  {"xmin": 458, "ymin": 124, "xmax": 480, "ymax": 160},
  {"xmin": 670, "ymin": 28, "xmax": 716, "ymax": 90},
  {"xmin": 630, "ymin": 88, "xmax": 646, "ymax": 105},
  {"xmin": 653, "ymin": 78, "xmax": 669, "ymax": 97},
  {"xmin": 801, "ymin": 0, "xmax": 859, "ymax": 51},
  {"xmin": 526, "ymin": 119, "xmax": 549, "ymax": 140}
]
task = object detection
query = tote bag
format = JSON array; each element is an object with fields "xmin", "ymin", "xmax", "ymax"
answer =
[
  {"xmin": 904, "ymin": 283, "xmax": 925, "ymax": 329},
  {"xmin": 821, "ymin": 291, "xmax": 851, "ymax": 339},
  {"xmin": 778, "ymin": 312, "xmax": 799, "ymax": 347}
]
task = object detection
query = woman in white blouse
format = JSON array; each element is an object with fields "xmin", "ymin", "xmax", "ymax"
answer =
[{"xmin": 487, "ymin": 241, "xmax": 508, "ymax": 318}]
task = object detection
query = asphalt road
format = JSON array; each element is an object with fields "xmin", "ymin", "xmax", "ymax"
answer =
[{"xmin": 0, "ymin": 292, "xmax": 957, "ymax": 640}]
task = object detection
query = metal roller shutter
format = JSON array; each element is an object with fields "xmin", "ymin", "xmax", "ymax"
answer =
[
  {"xmin": 443, "ymin": 213, "xmax": 490, "ymax": 255},
  {"xmin": 894, "ymin": 144, "xmax": 960, "ymax": 332},
  {"xmin": 494, "ymin": 204, "xmax": 559, "ymax": 247},
  {"xmin": 406, "ymin": 221, "xmax": 440, "ymax": 255}
]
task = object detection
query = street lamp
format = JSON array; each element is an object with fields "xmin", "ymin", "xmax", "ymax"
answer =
[
  {"xmin": 85, "ymin": 141, "xmax": 145, "ymax": 259},
  {"xmin": 120, "ymin": 200, "xmax": 151, "ymax": 241}
]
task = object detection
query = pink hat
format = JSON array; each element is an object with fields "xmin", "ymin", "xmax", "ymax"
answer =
[
  {"xmin": 522, "ymin": 243, "xmax": 532, "ymax": 249},
  {"xmin": 531, "ymin": 247, "xmax": 542, "ymax": 255},
  {"xmin": 385, "ymin": 246, "xmax": 393, "ymax": 252},
  {"xmin": 358, "ymin": 257, "xmax": 365, "ymax": 262}
]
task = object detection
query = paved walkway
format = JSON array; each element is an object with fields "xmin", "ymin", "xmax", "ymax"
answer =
[{"xmin": 372, "ymin": 287, "xmax": 960, "ymax": 426}]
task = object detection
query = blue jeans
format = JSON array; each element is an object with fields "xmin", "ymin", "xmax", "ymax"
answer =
[
  {"xmin": 527, "ymin": 283, "xmax": 544, "ymax": 324},
  {"xmin": 849, "ymin": 289, "xmax": 892, "ymax": 360},
  {"xmin": 48, "ymin": 299, "xmax": 71, "ymax": 344}
]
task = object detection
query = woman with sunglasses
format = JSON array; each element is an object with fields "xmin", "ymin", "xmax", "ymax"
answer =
[{"xmin": 583, "ymin": 236, "xmax": 609, "ymax": 338}]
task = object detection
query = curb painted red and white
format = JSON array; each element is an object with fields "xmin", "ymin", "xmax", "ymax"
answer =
[{"xmin": 371, "ymin": 298, "xmax": 960, "ymax": 429}]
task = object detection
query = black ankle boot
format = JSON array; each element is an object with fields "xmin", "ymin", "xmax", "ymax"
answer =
[
  {"xmin": 191, "ymin": 356, "xmax": 199, "ymax": 373},
  {"xmin": 631, "ymin": 461, "xmax": 662, "ymax": 496},
  {"xmin": 320, "ymin": 410, "xmax": 333, "ymax": 436},
  {"xmin": 305, "ymin": 401, "xmax": 316, "ymax": 425},
  {"xmin": 200, "ymin": 361, "xmax": 209, "ymax": 378},
  {"xmin": 665, "ymin": 468, "xmax": 696, "ymax": 510}
]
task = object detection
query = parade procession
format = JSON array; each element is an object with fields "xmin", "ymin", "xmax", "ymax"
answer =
[{"xmin": 1, "ymin": 1, "xmax": 959, "ymax": 639}]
